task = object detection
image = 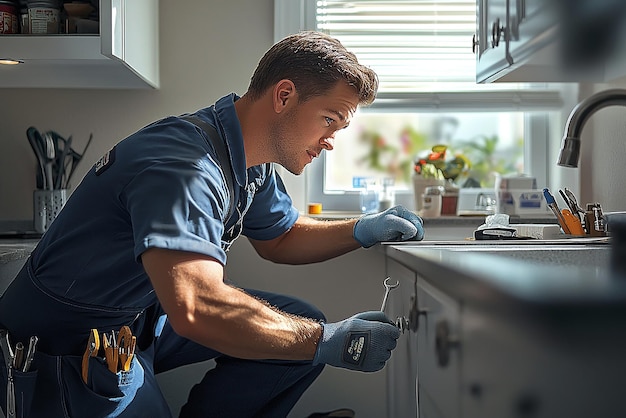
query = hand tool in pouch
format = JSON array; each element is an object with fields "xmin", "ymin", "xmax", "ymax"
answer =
[
  {"xmin": 116, "ymin": 326, "xmax": 136, "ymax": 372},
  {"xmin": 1, "ymin": 330, "xmax": 16, "ymax": 418},
  {"xmin": 21, "ymin": 336, "xmax": 38, "ymax": 373},
  {"xmin": 82, "ymin": 329, "xmax": 100, "ymax": 384},
  {"xmin": 102, "ymin": 331, "xmax": 118, "ymax": 374}
]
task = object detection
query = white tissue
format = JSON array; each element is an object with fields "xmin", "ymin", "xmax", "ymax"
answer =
[{"xmin": 476, "ymin": 214, "xmax": 511, "ymax": 231}]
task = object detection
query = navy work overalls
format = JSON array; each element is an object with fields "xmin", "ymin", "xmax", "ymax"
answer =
[{"xmin": 0, "ymin": 258, "xmax": 325, "ymax": 417}]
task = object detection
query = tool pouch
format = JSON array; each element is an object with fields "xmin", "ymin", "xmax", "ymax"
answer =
[
  {"xmin": 2, "ymin": 350, "xmax": 154, "ymax": 418},
  {"xmin": 1, "ymin": 357, "xmax": 37, "ymax": 418}
]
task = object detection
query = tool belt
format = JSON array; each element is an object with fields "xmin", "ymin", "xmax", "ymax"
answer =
[{"xmin": 0, "ymin": 259, "xmax": 164, "ymax": 417}]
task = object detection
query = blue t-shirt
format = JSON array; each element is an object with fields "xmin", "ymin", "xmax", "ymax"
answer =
[{"xmin": 31, "ymin": 93, "xmax": 299, "ymax": 308}]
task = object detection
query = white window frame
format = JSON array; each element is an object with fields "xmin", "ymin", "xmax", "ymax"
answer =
[{"xmin": 273, "ymin": 0, "xmax": 580, "ymax": 213}]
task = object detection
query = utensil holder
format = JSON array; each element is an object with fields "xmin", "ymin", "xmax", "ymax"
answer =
[{"xmin": 33, "ymin": 189, "xmax": 67, "ymax": 233}]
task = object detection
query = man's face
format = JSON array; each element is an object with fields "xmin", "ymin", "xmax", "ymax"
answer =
[{"xmin": 270, "ymin": 82, "xmax": 360, "ymax": 175}]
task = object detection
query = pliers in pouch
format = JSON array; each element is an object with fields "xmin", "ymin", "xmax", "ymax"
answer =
[
  {"xmin": 116, "ymin": 326, "xmax": 136, "ymax": 372},
  {"xmin": 81, "ymin": 329, "xmax": 100, "ymax": 384}
]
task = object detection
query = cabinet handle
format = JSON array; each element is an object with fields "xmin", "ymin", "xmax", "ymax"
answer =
[
  {"xmin": 491, "ymin": 18, "xmax": 505, "ymax": 48},
  {"xmin": 435, "ymin": 319, "xmax": 460, "ymax": 367},
  {"xmin": 408, "ymin": 295, "xmax": 428, "ymax": 332},
  {"xmin": 472, "ymin": 34, "xmax": 479, "ymax": 54}
]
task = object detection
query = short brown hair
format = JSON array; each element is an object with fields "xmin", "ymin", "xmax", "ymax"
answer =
[{"xmin": 247, "ymin": 31, "xmax": 378, "ymax": 105}]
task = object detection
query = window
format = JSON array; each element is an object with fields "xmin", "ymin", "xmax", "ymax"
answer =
[
  {"xmin": 323, "ymin": 110, "xmax": 525, "ymax": 192},
  {"xmin": 274, "ymin": 0, "xmax": 574, "ymax": 213}
]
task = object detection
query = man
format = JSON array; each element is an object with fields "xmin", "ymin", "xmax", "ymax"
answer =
[{"xmin": 0, "ymin": 31, "xmax": 424, "ymax": 417}]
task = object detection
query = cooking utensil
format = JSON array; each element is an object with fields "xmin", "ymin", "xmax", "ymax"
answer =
[
  {"xmin": 42, "ymin": 132, "xmax": 56, "ymax": 191},
  {"xmin": 26, "ymin": 127, "xmax": 47, "ymax": 190},
  {"xmin": 49, "ymin": 131, "xmax": 72, "ymax": 189},
  {"xmin": 64, "ymin": 133, "xmax": 92, "ymax": 189}
]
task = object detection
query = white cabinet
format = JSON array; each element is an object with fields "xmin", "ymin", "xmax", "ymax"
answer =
[
  {"xmin": 385, "ymin": 258, "xmax": 463, "ymax": 418},
  {"xmin": 385, "ymin": 259, "xmax": 418, "ymax": 418},
  {"xmin": 475, "ymin": 0, "xmax": 626, "ymax": 83},
  {"xmin": 0, "ymin": 0, "xmax": 158, "ymax": 89},
  {"xmin": 385, "ymin": 244, "xmax": 626, "ymax": 418},
  {"xmin": 415, "ymin": 276, "xmax": 461, "ymax": 418}
]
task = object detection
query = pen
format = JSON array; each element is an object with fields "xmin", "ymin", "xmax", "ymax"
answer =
[{"xmin": 543, "ymin": 188, "xmax": 571, "ymax": 234}]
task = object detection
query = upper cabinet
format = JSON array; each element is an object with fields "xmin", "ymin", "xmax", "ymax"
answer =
[
  {"xmin": 475, "ymin": 0, "xmax": 626, "ymax": 83},
  {"xmin": 0, "ymin": 0, "xmax": 159, "ymax": 89}
]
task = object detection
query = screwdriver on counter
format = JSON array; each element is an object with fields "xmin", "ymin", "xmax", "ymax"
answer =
[{"xmin": 543, "ymin": 188, "xmax": 571, "ymax": 234}]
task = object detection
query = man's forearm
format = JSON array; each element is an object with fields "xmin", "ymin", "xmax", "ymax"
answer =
[
  {"xmin": 175, "ymin": 282, "xmax": 322, "ymax": 360},
  {"xmin": 249, "ymin": 216, "xmax": 362, "ymax": 264},
  {"xmin": 143, "ymin": 248, "xmax": 323, "ymax": 360}
]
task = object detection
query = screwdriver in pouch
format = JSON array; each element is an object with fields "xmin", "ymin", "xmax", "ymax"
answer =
[
  {"xmin": 11, "ymin": 343, "xmax": 23, "ymax": 371},
  {"xmin": 21, "ymin": 336, "xmax": 38, "ymax": 373}
]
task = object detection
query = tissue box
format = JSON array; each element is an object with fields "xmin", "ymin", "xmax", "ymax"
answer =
[
  {"xmin": 496, "ymin": 189, "xmax": 546, "ymax": 215},
  {"xmin": 495, "ymin": 174, "xmax": 536, "ymax": 190}
]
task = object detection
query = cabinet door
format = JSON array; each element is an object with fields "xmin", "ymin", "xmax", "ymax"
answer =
[
  {"xmin": 475, "ymin": 0, "xmax": 511, "ymax": 83},
  {"xmin": 100, "ymin": 0, "xmax": 159, "ymax": 88},
  {"xmin": 385, "ymin": 259, "xmax": 418, "ymax": 418},
  {"xmin": 507, "ymin": 0, "xmax": 557, "ymax": 69},
  {"xmin": 416, "ymin": 276, "xmax": 461, "ymax": 418}
]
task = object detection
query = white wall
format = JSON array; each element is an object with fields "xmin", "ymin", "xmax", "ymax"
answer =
[{"xmin": 578, "ymin": 81, "xmax": 626, "ymax": 213}]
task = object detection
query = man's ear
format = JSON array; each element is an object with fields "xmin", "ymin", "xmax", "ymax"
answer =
[{"xmin": 273, "ymin": 80, "xmax": 296, "ymax": 113}]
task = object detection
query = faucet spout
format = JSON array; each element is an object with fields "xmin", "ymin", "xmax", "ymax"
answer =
[{"xmin": 558, "ymin": 88, "xmax": 626, "ymax": 167}]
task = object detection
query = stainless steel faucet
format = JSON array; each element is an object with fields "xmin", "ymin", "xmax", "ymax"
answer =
[{"xmin": 557, "ymin": 88, "xmax": 626, "ymax": 167}]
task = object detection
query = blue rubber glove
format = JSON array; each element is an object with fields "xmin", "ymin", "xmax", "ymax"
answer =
[
  {"xmin": 353, "ymin": 205, "xmax": 424, "ymax": 248},
  {"xmin": 312, "ymin": 311, "xmax": 400, "ymax": 372}
]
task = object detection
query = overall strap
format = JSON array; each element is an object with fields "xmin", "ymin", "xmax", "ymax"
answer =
[{"xmin": 181, "ymin": 115, "xmax": 236, "ymax": 224}]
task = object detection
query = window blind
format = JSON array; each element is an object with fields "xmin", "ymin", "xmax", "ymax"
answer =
[
  {"xmin": 313, "ymin": 0, "xmax": 564, "ymax": 109},
  {"xmin": 316, "ymin": 0, "xmax": 478, "ymax": 91}
]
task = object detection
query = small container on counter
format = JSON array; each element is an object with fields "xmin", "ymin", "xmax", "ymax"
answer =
[
  {"xmin": 419, "ymin": 185, "xmax": 445, "ymax": 218},
  {"xmin": 0, "ymin": 0, "xmax": 19, "ymax": 34},
  {"xmin": 441, "ymin": 183, "xmax": 459, "ymax": 216},
  {"xmin": 33, "ymin": 188, "xmax": 67, "ymax": 233},
  {"xmin": 585, "ymin": 202, "xmax": 607, "ymax": 237},
  {"xmin": 359, "ymin": 178, "xmax": 380, "ymax": 214},
  {"xmin": 27, "ymin": 0, "xmax": 59, "ymax": 34}
]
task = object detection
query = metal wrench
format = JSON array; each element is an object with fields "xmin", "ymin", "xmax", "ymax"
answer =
[{"xmin": 380, "ymin": 277, "xmax": 400, "ymax": 312}]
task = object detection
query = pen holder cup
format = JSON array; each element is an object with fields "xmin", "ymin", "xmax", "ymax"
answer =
[{"xmin": 33, "ymin": 189, "xmax": 68, "ymax": 233}]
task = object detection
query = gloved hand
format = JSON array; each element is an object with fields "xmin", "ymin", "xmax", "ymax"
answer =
[
  {"xmin": 353, "ymin": 205, "xmax": 424, "ymax": 248},
  {"xmin": 312, "ymin": 311, "xmax": 400, "ymax": 372}
]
